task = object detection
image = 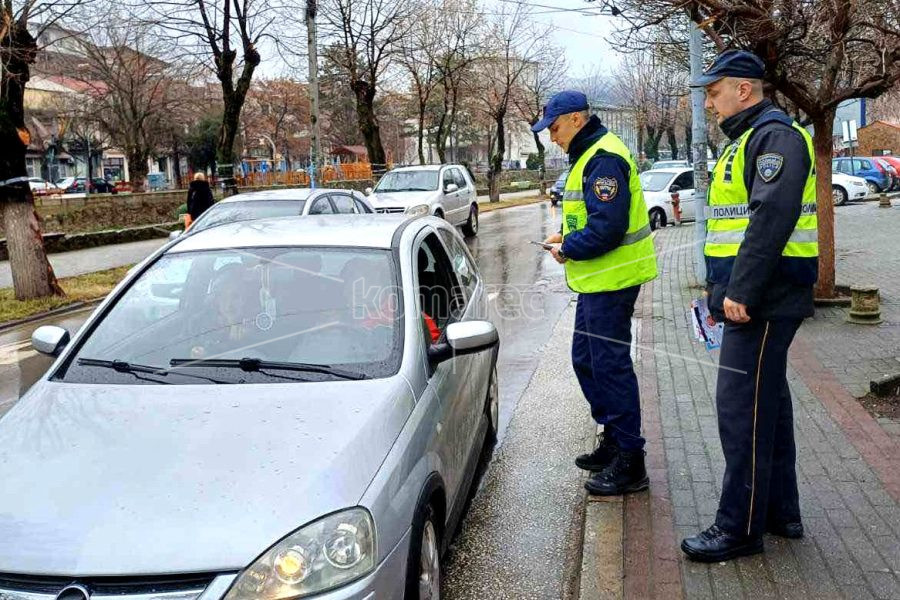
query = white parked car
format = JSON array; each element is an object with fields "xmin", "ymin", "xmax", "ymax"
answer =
[
  {"xmin": 652, "ymin": 160, "xmax": 690, "ymax": 170},
  {"xmin": 27, "ymin": 177, "xmax": 60, "ymax": 196},
  {"xmin": 640, "ymin": 167, "xmax": 704, "ymax": 229},
  {"xmin": 831, "ymin": 171, "xmax": 869, "ymax": 206},
  {"xmin": 368, "ymin": 165, "xmax": 480, "ymax": 237}
]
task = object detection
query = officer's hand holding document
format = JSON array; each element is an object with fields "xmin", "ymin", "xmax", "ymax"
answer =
[{"xmin": 690, "ymin": 296, "xmax": 724, "ymax": 350}]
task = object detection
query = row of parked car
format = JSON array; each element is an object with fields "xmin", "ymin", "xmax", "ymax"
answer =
[
  {"xmin": 170, "ymin": 164, "xmax": 483, "ymax": 240},
  {"xmin": 28, "ymin": 176, "xmax": 119, "ymax": 195},
  {"xmin": 549, "ymin": 157, "xmax": 878, "ymax": 230}
]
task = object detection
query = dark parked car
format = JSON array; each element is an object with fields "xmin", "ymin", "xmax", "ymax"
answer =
[
  {"xmin": 56, "ymin": 176, "xmax": 118, "ymax": 194},
  {"xmin": 549, "ymin": 169, "xmax": 569, "ymax": 206}
]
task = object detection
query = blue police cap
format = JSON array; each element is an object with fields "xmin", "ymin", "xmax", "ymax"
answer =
[
  {"xmin": 531, "ymin": 90, "xmax": 590, "ymax": 133},
  {"xmin": 690, "ymin": 50, "xmax": 765, "ymax": 87}
]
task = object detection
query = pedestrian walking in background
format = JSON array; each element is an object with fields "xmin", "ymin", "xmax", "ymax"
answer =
[
  {"xmin": 680, "ymin": 50, "xmax": 818, "ymax": 563},
  {"xmin": 186, "ymin": 172, "xmax": 215, "ymax": 229},
  {"xmin": 533, "ymin": 90, "xmax": 658, "ymax": 496}
]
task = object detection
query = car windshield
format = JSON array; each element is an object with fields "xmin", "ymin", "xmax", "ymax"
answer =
[
  {"xmin": 375, "ymin": 170, "xmax": 440, "ymax": 192},
  {"xmin": 191, "ymin": 200, "xmax": 305, "ymax": 232},
  {"xmin": 640, "ymin": 171, "xmax": 675, "ymax": 192},
  {"xmin": 654, "ymin": 161, "xmax": 687, "ymax": 169},
  {"xmin": 57, "ymin": 247, "xmax": 403, "ymax": 384}
]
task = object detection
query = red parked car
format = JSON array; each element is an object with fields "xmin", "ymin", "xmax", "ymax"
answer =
[{"xmin": 875, "ymin": 156, "xmax": 900, "ymax": 191}]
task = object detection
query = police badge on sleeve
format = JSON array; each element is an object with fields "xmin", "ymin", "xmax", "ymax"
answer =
[
  {"xmin": 592, "ymin": 176, "xmax": 618, "ymax": 201},
  {"xmin": 756, "ymin": 153, "xmax": 784, "ymax": 182}
]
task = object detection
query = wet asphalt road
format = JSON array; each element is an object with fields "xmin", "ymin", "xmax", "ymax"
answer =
[{"xmin": 0, "ymin": 202, "xmax": 585, "ymax": 597}]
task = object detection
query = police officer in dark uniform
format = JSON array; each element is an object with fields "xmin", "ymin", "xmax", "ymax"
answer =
[
  {"xmin": 680, "ymin": 51, "xmax": 819, "ymax": 562},
  {"xmin": 533, "ymin": 91, "xmax": 658, "ymax": 496}
]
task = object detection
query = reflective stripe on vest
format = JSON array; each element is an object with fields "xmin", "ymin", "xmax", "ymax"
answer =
[
  {"xmin": 704, "ymin": 114, "xmax": 818, "ymax": 261},
  {"xmin": 561, "ymin": 131, "xmax": 658, "ymax": 293}
]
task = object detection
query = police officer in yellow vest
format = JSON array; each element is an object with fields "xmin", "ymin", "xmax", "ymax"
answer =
[
  {"xmin": 681, "ymin": 51, "xmax": 818, "ymax": 562},
  {"xmin": 533, "ymin": 91, "xmax": 658, "ymax": 496}
]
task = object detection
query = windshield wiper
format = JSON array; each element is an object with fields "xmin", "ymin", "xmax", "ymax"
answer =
[
  {"xmin": 168, "ymin": 357, "xmax": 367, "ymax": 380},
  {"xmin": 77, "ymin": 358, "xmax": 227, "ymax": 384}
]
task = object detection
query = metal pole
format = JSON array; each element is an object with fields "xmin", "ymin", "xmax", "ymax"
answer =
[
  {"xmin": 306, "ymin": 0, "xmax": 322, "ymax": 189},
  {"xmin": 688, "ymin": 16, "xmax": 708, "ymax": 283}
]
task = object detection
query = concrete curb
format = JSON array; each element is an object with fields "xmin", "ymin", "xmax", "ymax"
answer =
[{"xmin": 578, "ymin": 425, "xmax": 625, "ymax": 600}]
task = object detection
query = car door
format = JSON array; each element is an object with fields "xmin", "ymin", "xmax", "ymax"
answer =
[
  {"xmin": 415, "ymin": 230, "xmax": 476, "ymax": 508},
  {"xmin": 670, "ymin": 170, "xmax": 696, "ymax": 220},
  {"xmin": 451, "ymin": 167, "xmax": 475, "ymax": 224},
  {"xmin": 440, "ymin": 167, "xmax": 464, "ymax": 224}
]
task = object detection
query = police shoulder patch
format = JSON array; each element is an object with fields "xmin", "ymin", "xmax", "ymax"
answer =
[
  {"xmin": 592, "ymin": 176, "xmax": 618, "ymax": 202},
  {"xmin": 756, "ymin": 153, "xmax": 784, "ymax": 183}
]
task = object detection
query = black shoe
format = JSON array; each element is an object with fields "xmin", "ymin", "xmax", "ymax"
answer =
[
  {"xmin": 584, "ymin": 449, "xmax": 649, "ymax": 496},
  {"xmin": 681, "ymin": 525, "xmax": 764, "ymax": 562},
  {"xmin": 575, "ymin": 434, "xmax": 619, "ymax": 471},
  {"xmin": 767, "ymin": 521, "xmax": 804, "ymax": 539}
]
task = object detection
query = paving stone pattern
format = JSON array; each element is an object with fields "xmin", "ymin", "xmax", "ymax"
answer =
[
  {"xmin": 640, "ymin": 223, "xmax": 900, "ymax": 600},
  {"xmin": 800, "ymin": 202, "xmax": 900, "ymax": 424}
]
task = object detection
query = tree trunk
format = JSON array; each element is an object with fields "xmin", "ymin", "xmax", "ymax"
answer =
[
  {"xmin": 0, "ymin": 21, "xmax": 63, "ymax": 300},
  {"xmin": 128, "ymin": 149, "xmax": 149, "ymax": 193},
  {"xmin": 417, "ymin": 104, "xmax": 427, "ymax": 165},
  {"xmin": 533, "ymin": 130, "xmax": 546, "ymax": 195},
  {"xmin": 216, "ymin": 47, "xmax": 260, "ymax": 196},
  {"xmin": 351, "ymin": 79, "xmax": 387, "ymax": 171},
  {"xmin": 685, "ymin": 124, "xmax": 693, "ymax": 161},
  {"xmin": 488, "ymin": 112, "xmax": 505, "ymax": 202},
  {"xmin": 645, "ymin": 125, "xmax": 663, "ymax": 161},
  {"xmin": 811, "ymin": 113, "xmax": 836, "ymax": 299},
  {"xmin": 667, "ymin": 127, "xmax": 678, "ymax": 160}
]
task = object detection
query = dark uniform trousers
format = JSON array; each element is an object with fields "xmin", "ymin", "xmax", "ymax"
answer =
[
  {"xmin": 572, "ymin": 285, "xmax": 645, "ymax": 452},
  {"xmin": 715, "ymin": 318, "xmax": 803, "ymax": 538}
]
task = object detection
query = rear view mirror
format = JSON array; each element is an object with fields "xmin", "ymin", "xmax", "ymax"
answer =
[
  {"xmin": 444, "ymin": 183, "xmax": 459, "ymax": 194},
  {"xmin": 168, "ymin": 230, "xmax": 182, "ymax": 241},
  {"xmin": 428, "ymin": 320, "xmax": 498, "ymax": 365},
  {"xmin": 365, "ymin": 187, "xmax": 373, "ymax": 195},
  {"xmin": 32, "ymin": 325, "xmax": 70, "ymax": 357}
]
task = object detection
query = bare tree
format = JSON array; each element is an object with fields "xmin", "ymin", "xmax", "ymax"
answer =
[
  {"xmin": 512, "ymin": 44, "xmax": 565, "ymax": 174},
  {"xmin": 64, "ymin": 21, "xmax": 188, "ymax": 192},
  {"xmin": 143, "ymin": 0, "xmax": 282, "ymax": 191},
  {"xmin": 320, "ymin": 0, "xmax": 414, "ymax": 170},
  {"xmin": 615, "ymin": 0, "xmax": 900, "ymax": 297},
  {"xmin": 0, "ymin": 1, "xmax": 88, "ymax": 299},
  {"xmin": 242, "ymin": 78, "xmax": 311, "ymax": 168},
  {"xmin": 473, "ymin": 4, "xmax": 552, "ymax": 201},
  {"xmin": 396, "ymin": 0, "xmax": 441, "ymax": 164}
]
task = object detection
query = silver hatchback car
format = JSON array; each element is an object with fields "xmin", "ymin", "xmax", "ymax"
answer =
[{"xmin": 1, "ymin": 215, "xmax": 499, "ymax": 600}]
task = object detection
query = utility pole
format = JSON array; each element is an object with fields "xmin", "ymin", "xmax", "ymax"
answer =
[
  {"xmin": 306, "ymin": 0, "xmax": 322, "ymax": 189},
  {"xmin": 688, "ymin": 15, "xmax": 708, "ymax": 283}
]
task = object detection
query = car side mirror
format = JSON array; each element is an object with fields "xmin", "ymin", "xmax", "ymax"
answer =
[
  {"xmin": 168, "ymin": 230, "xmax": 182, "ymax": 241},
  {"xmin": 669, "ymin": 184, "xmax": 681, "ymax": 193},
  {"xmin": 32, "ymin": 325, "xmax": 70, "ymax": 357},
  {"xmin": 364, "ymin": 187, "xmax": 373, "ymax": 195},
  {"xmin": 444, "ymin": 183, "xmax": 459, "ymax": 194},
  {"xmin": 427, "ymin": 320, "xmax": 498, "ymax": 365}
]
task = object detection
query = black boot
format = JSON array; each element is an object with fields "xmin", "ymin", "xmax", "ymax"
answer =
[
  {"xmin": 584, "ymin": 449, "xmax": 649, "ymax": 496},
  {"xmin": 766, "ymin": 520, "xmax": 804, "ymax": 539},
  {"xmin": 681, "ymin": 525, "xmax": 764, "ymax": 562},
  {"xmin": 575, "ymin": 434, "xmax": 619, "ymax": 471}
]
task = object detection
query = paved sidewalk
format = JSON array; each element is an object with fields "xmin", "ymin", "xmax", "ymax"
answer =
[
  {"xmin": 798, "ymin": 201, "xmax": 900, "ymax": 440},
  {"xmin": 625, "ymin": 223, "xmax": 900, "ymax": 600},
  {"xmin": 0, "ymin": 238, "xmax": 166, "ymax": 288}
]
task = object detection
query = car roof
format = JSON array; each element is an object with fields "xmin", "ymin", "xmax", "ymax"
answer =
[
  {"xmin": 642, "ymin": 167, "xmax": 690, "ymax": 174},
  {"xmin": 169, "ymin": 215, "xmax": 411, "ymax": 252},
  {"xmin": 216, "ymin": 188, "xmax": 317, "ymax": 204},
  {"xmin": 389, "ymin": 165, "xmax": 446, "ymax": 172}
]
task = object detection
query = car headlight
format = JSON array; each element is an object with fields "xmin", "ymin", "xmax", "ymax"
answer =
[
  {"xmin": 405, "ymin": 204, "xmax": 430, "ymax": 217},
  {"xmin": 224, "ymin": 508, "xmax": 375, "ymax": 599}
]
